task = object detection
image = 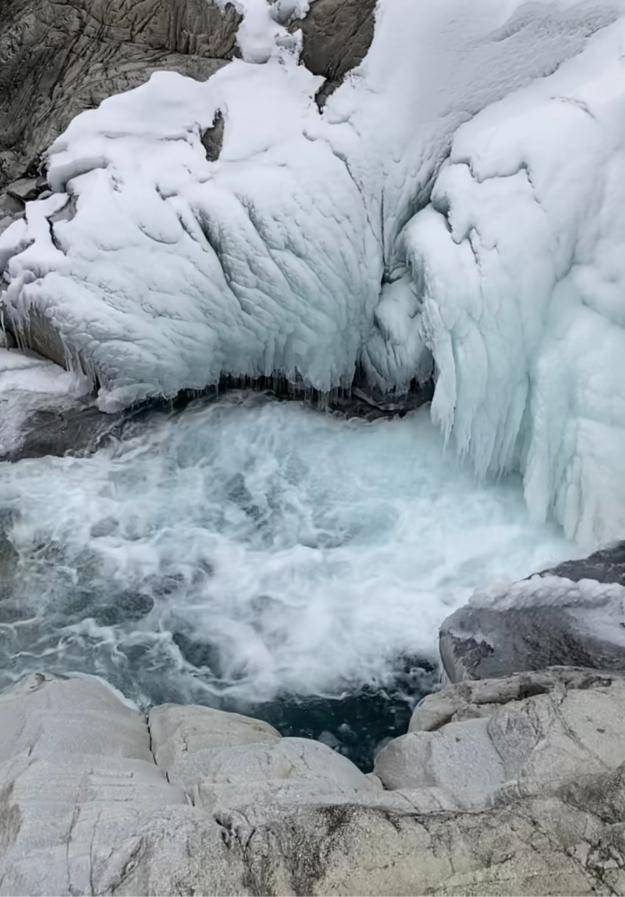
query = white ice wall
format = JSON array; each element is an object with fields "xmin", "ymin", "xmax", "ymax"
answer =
[{"xmin": 403, "ymin": 17, "xmax": 625, "ymax": 545}]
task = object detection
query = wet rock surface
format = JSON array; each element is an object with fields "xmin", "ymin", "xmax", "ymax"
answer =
[
  {"xmin": 440, "ymin": 541, "xmax": 625, "ymax": 682},
  {"xmin": 2, "ymin": 670, "xmax": 625, "ymax": 895}
]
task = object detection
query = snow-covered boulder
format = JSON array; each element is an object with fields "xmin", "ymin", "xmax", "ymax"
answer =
[
  {"xmin": 0, "ymin": 0, "xmax": 241, "ymax": 188},
  {"xmin": 440, "ymin": 542, "xmax": 625, "ymax": 682}
]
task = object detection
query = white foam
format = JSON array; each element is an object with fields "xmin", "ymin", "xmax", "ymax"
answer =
[{"xmin": 0, "ymin": 395, "xmax": 574, "ymax": 704}]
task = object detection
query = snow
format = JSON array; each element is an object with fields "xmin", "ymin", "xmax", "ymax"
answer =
[
  {"xmin": 2, "ymin": 0, "xmax": 625, "ymax": 545},
  {"xmin": 470, "ymin": 573, "xmax": 625, "ymax": 651},
  {"xmin": 216, "ymin": 0, "xmax": 315, "ymax": 63},
  {"xmin": 2, "ymin": 60, "xmax": 380, "ymax": 410},
  {"xmin": 471, "ymin": 574, "xmax": 625, "ymax": 613}
]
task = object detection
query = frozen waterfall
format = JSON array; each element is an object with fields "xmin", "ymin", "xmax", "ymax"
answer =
[{"xmin": 2, "ymin": 0, "xmax": 625, "ymax": 543}]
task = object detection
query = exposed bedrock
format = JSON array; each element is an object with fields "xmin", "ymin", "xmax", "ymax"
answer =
[
  {"xmin": 3, "ymin": 669, "xmax": 625, "ymax": 894},
  {"xmin": 440, "ymin": 542, "xmax": 625, "ymax": 683},
  {"xmin": 0, "ymin": 0, "xmax": 241, "ymax": 188},
  {"xmin": 295, "ymin": 0, "xmax": 377, "ymax": 105}
]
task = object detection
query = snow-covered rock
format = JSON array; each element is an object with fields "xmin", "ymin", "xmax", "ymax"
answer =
[
  {"xmin": 440, "ymin": 541, "xmax": 625, "ymax": 682},
  {"xmin": 0, "ymin": 0, "xmax": 241, "ymax": 188},
  {"xmin": 3, "ymin": 0, "xmax": 625, "ymax": 542}
]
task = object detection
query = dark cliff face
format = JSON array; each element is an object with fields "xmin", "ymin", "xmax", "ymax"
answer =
[
  {"xmin": 296, "ymin": 0, "xmax": 377, "ymax": 104},
  {"xmin": 0, "ymin": 0, "xmax": 379, "ymax": 188},
  {"xmin": 0, "ymin": 0, "xmax": 241, "ymax": 187}
]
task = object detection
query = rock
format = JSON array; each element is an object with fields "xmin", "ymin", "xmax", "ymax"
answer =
[
  {"xmin": 0, "ymin": 192, "xmax": 24, "ymax": 216},
  {"xmin": 375, "ymin": 667, "xmax": 625, "ymax": 810},
  {"xmin": 546, "ymin": 541, "xmax": 625, "ymax": 585},
  {"xmin": 150, "ymin": 703, "xmax": 376, "ymax": 807},
  {"xmin": 0, "ymin": 346, "xmax": 148, "ymax": 460},
  {"xmin": 1, "ymin": 401, "xmax": 137, "ymax": 461},
  {"xmin": 201, "ymin": 109, "xmax": 225, "ymax": 161},
  {"xmin": 296, "ymin": 0, "xmax": 377, "ymax": 104},
  {"xmin": 0, "ymin": 0, "xmax": 241, "ymax": 188},
  {"xmin": 6, "ymin": 176, "xmax": 40, "ymax": 202},
  {"xmin": 232, "ymin": 790, "xmax": 624, "ymax": 896},
  {"xmin": 0, "ymin": 509, "xmax": 19, "ymax": 599},
  {"xmin": 3, "ymin": 670, "xmax": 625, "ymax": 894},
  {"xmin": 0, "ymin": 216, "xmax": 17, "ymax": 236},
  {"xmin": 193, "ymin": 738, "xmax": 378, "ymax": 811},
  {"xmin": 0, "ymin": 673, "xmax": 151, "ymax": 761},
  {"xmin": 0, "ymin": 674, "xmax": 236, "ymax": 896},
  {"xmin": 440, "ymin": 542, "xmax": 625, "ymax": 682},
  {"xmin": 148, "ymin": 703, "xmax": 281, "ymax": 774}
]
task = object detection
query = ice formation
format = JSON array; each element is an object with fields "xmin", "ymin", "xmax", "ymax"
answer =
[
  {"xmin": 2, "ymin": 0, "xmax": 625, "ymax": 544},
  {"xmin": 403, "ymin": 11, "xmax": 625, "ymax": 546}
]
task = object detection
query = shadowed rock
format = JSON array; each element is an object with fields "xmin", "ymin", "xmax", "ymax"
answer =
[
  {"xmin": 296, "ymin": 0, "xmax": 377, "ymax": 105},
  {"xmin": 440, "ymin": 541, "xmax": 625, "ymax": 682}
]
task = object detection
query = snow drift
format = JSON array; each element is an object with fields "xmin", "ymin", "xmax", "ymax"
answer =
[{"xmin": 2, "ymin": 0, "xmax": 625, "ymax": 544}]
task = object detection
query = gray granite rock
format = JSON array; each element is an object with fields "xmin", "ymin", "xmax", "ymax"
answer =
[
  {"xmin": 193, "ymin": 737, "xmax": 379, "ymax": 812},
  {"xmin": 376, "ymin": 667, "xmax": 625, "ymax": 811},
  {"xmin": 440, "ymin": 542, "xmax": 625, "ymax": 682},
  {"xmin": 3, "ymin": 670, "xmax": 625, "ymax": 894},
  {"xmin": 148, "ymin": 703, "xmax": 281, "ymax": 781}
]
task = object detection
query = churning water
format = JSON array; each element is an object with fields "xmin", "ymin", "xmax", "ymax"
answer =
[{"xmin": 0, "ymin": 392, "xmax": 574, "ymax": 764}]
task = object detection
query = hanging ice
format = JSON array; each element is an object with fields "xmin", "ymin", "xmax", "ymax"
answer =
[{"xmin": 403, "ymin": 14, "xmax": 625, "ymax": 545}]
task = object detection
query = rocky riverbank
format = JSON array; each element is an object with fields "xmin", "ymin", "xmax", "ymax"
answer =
[{"xmin": 3, "ymin": 541, "xmax": 625, "ymax": 895}]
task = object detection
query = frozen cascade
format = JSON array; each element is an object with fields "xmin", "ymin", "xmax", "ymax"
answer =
[
  {"xmin": 0, "ymin": 394, "xmax": 573, "ymax": 710},
  {"xmin": 402, "ymin": 13, "xmax": 625, "ymax": 545},
  {"xmin": 2, "ymin": 0, "xmax": 625, "ymax": 546}
]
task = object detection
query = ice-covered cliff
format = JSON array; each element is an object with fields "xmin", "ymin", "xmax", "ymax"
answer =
[{"xmin": 2, "ymin": 0, "xmax": 625, "ymax": 544}]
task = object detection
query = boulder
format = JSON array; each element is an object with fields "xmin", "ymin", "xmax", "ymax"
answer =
[
  {"xmin": 375, "ymin": 667, "xmax": 625, "ymax": 810},
  {"xmin": 440, "ymin": 542, "xmax": 625, "ymax": 682},
  {"xmin": 148, "ymin": 703, "xmax": 281, "ymax": 781},
  {"xmin": 192, "ymin": 738, "xmax": 378, "ymax": 812},
  {"xmin": 3, "ymin": 670, "xmax": 625, "ymax": 895},
  {"xmin": 6, "ymin": 176, "xmax": 41, "ymax": 202}
]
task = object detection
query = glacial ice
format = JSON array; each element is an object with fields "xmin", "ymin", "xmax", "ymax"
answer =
[{"xmin": 2, "ymin": 0, "xmax": 625, "ymax": 544}]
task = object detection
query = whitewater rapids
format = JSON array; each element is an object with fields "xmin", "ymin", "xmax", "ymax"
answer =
[{"xmin": 0, "ymin": 393, "xmax": 574, "ymax": 708}]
